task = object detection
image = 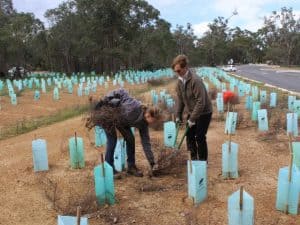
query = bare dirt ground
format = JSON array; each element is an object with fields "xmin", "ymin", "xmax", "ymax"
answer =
[
  {"xmin": 0, "ymin": 80, "xmax": 300, "ymax": 225},
  {"xmin": 0, "ymin": 82, "xmax": 147, "ymax": 129}
]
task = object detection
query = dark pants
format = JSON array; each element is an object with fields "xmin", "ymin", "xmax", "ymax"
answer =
[
  {"xmin": 186, "ymin": 113, "xmax": 212, "ymax": 161},
  {"xmin": 104, "ymin": 126, "xmax": 135, "ymax": 169}
]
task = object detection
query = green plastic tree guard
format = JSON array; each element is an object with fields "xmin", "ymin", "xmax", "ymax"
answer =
[
  {"xmin": 94, "ymin": 158, "xmax": 115, "ymax": 205},
  {"xmin": 288, "ymin": 96, "xmax": 296, "ymax": 111},
  {"xmin": 251, "ymin": 102, "xmax": 261, "ymax": 121},
  {"xmin": 57, "ymin": 216, "xmax": 88, "ymax": 225},
  {"xmin": 292, "ymin": 142, "xmax": 300, "ymax": 170},
  {"xmin": 68, "ymin": 133, "xmax": 85, "ymax": 169},
  {"xmin": 216, "ymin": 93, "xmax": 224, "ymax": 113},
  {"xmin": 95, "ymin": 126, "xmax": 107, "ymax": 147},
  {"xmin": 286, "ymin": 113, "xmax": 298, "ymax": 136},
  {"xmin": 293, "ymin": 100, "xmax": 300, "ymax": 116},
  {"xmin": 32, "ymin": 139, "xmax": 49, "ymax": 172},
  {"xmin": 245, "ymin": 95, "xmax": 253, "ymax": 110},
  {"xmin": 53, "ymin": 87, "xmax": 59, "ymax": 100},
  {"xmin": 228, "ymin": 187, "xmax": 254, "ymax": 225},
  {"xmin": 260, "ymin": 90, "xmax": 267, "ymax": 104},
  {"xmin": 34, "ymin": 90, "xmax": 40, "ymax": 100},
  {"xmin": 251, "ymin": 86, "xmax": 258, "ymax": 101},
  {"xmin": 270, "ymin": 92, "xmax": 277, "ymax": 107},
  {"xmin": 10, "ymin": 93, "xmax": 17, "ymax": 105},
  {"xmin": 187, "ymin": 160, "xmax": 207, "ymax": 205},
  {"xmin": 257, "ymin": 109, "xmax": 268, "ymax": 131},
  {"xmin": 222, "ymin": 139, "xmax": 239, "ymax": 179},
  {"xmin": 164, "ymin": 121, "xmax": 176, "ymax": 147},
  {"xmin": 276, "ymin": 165, "xmax": 300, "ymax": 215},
  {"xmin": 114, "ymin": 138, "xmax": 126, "ymax": 172},
  {"xmin": 225, "ymin": 112, "xmax": 237, "ymax": 134}
]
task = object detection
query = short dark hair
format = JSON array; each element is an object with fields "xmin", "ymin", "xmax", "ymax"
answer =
[{"xmin": 172, "ymin": 54, "xmax": 189, "ymax": 69}]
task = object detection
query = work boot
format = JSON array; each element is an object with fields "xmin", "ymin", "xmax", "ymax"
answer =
[
  {"xmin": 127, "ymin": 165, "xmax": 143, "ymax": 177},
  {"xmin": 150, "ymin": 163, "xmax": 160, "ymax": 177},
  {"xmin": 113, "ymin": 169, "xmax": 122, "ymax": 180}
]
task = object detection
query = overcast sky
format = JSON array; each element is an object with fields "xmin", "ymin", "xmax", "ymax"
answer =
[{"xmin": 13, "ymin": 0, "xmax": 300, "ymax": 37}]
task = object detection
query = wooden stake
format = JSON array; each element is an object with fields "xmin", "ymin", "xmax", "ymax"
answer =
[
  {"xmin": 100, "ymin": 153, "xmax": 105, "ymax": 177},
  {"xmin": 228, "ymin": 133, "xmax": 232, "ymax": 153},
  {"xmin": 228, "ymin": 133, "xmax": 232, "ymax": 178},
  {"xmin": 286, "ymin": 133, "xmax": 293, "ymax": 213},
  {"xmin": 188, "ymin": 153, "xmax": 192, "ymax": 174},
  {"xmin": 75, "ymin": 132, "xmax": 78, "ymax": 147},
  {"xmin": 239, "ymin": 186, "xmax": 244, "ymax": 211},
  {"xmin": 76, "ymin": 206, "xmax": 81, "ymax": 225},
  {"xmin": 291, "ymin": 113, "xmax": 294, "ymax": 137},
  {"xmin": 288, "ymin": 133, "xmax": 293, "ymax": 183},
  {"xmin": 227, "ymin": 102, "xmax": 230, "ymax": 113}
]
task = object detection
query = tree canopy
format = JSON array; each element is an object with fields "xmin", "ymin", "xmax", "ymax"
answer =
[{"xmin": 0, "ymin": 0, "xmax": 299, "ymax": 76}]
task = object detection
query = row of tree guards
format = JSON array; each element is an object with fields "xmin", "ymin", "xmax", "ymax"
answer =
[
  {"xmin": 29, "ymin": 67, "xmax": 300, "ymax": 224},
  {"xmin": 0, "ymin": 69, "xmax": 173, "ymax": 107}
]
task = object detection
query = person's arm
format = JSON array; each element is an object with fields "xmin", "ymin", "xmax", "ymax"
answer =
[
  {"xmin": 189, "ymin": 78, "xmax": 207, "ymax": 122},
  {"xmin": 138, "ymin": 124, "xmax": 155, "ymax": 166},
  {"xmin": 176, "ymin": 82, "xmax": 185, "ymax": 121}
]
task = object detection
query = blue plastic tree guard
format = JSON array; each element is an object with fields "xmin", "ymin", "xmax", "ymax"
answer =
[
  {"xmin": 292, "ymin": 142, "xmax": 300, "ymax": 170},
  {"xmin": 225, "ymin": 112, "xmax": 238, "ymax": 134},
  {"xmin": 222, "ymin": 141, "xmax": 239, "ymax": 178},
  {"xmin": 260, "ymin": 90, "xmax": 267, "ymax": 104},
  {"xmin": 53, "ymin": 87, "xmax": 59, "ymax": 100},
  {"xmin": 164, "ymin": 121, "xmax": 177, "ymax": 147},
  {"xmin": 32, "ymin": 139, "xmax": 49, "ymax": 172},
  {"xmin": 276, "ymin": 165, "xmax": 300, "ymax": 215},
  {"xmin": 270, "ymin": 93, "xmax": 277, "ymax": 107},
  {"xmin": 69, "ymin": 136, "xmax": 85, "ymax": 169},
  {"xmin": 41, "ymin": 81, "xmax": 46, "ymax": 93},
  {"xmin": 251, "ymin": 86, "xmax": 258, "ymax": 101},
  {"xmin": 228, "ymin": 188, "xmax": 254, "ymax": 225},
  {"xmin": 34, "ymin": 90, "xmax": 40, "ymax": 100},
  {"xmin": 245, "ymin": 96, "xmax": 253, "ymax": 110},
  {"xmin": 57, "ymin": 215, "xmax": 88, "ymax": 225},
  {"xmin": 187, "ymin": 160, "xmax": 207, "ymax": 205},
  {"xmin": 245, "ymin": 84, "xmax": 251, "ymax": 95},
  {"xmin": 67, "ymin": 84, "xmax": 73, "ymax": 94},
  {"xmin": 11, "ymin": 94, "xmax": 17, "ymax": 105},
  {"xmin": 238, "ymin": 85, "xmax": 245, "ymax": 97},
  {"xmin": 94, "ymin": 162, "xmax": 115, "ymax": 205},
  {"xmin": 84, "ymin": 86, "xmax": 90, "ymax": 96},
  {"xmin": 95, "ymin": 126, "xmax": 107, "ymax": 147},
  {"xmin": 230, "ymin": 82, "xmax": 235, "ymax": 92},
  {"xmin": 114, "ymin": 138, "xmax": 126, "ymax": 172},
  {"xmin": 288, "ymin": 96, "xmax": 296, "ymax": 111},
  {"xmin": 294, "ymin": 100, "xmax": 300, "ymax": 116},
  {"xmin": 286, "ymin": 113, "xmax": 298, "ymax": 136},
  {"xmin": 216, "ymin": 95, "xmax": 224, "ymax": 113},
  {"xmin": 251, "ymin": 102, "xmax": 261, "ymax": 121},
  {"xmin": 77, "ymin": 87, "xmax": 83, "ymax": 97},
  {"xmin": 257, "ymin": 109, "xmax": 269, "ymax": 131}
]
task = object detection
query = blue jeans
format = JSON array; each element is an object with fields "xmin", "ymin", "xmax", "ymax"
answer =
[{"xmin": 104, "ymin": 126, "xmax": 135, "ymax": 169}]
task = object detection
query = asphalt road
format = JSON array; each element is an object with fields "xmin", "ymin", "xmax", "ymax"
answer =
[{"xmin": 234, "ymin": 64, "xmax": 300, "ymax": 93}]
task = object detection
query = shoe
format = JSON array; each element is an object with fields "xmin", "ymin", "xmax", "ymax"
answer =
[
  {"xmin": 127, "ymin": 165, "xmax": 143, "ymax": 177},
  {"xmin": 150, "ymin": 164, "xmax": 160, "ymax": 176},
  {"xmin": 113, "ymin": 169, "xmax": 122, "ymax": 180}
]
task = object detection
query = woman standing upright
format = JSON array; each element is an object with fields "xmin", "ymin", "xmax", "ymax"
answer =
[{"xmin": 172, "ymin": 55, "xmax": 213, "ymax": 161}]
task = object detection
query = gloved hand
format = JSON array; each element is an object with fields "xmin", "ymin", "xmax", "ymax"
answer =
[
  {"xmin": 187, "ymin": 119, "xmax": 196, "ymax": 128},
  {"xmin": 175, "ymin": 117, "xmax": 182, "ymax": 124}
]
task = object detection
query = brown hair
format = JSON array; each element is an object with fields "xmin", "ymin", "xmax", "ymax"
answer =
[
  {"xmin": 171, "ymin": 54, "xmax": 189, "ymax": 70},
  {"xmin": 141, "ymin": 105, "xmax": 163, "ymax": 121}
]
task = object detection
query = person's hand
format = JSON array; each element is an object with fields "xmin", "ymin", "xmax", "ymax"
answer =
[
  {"xmin": 175, "ymin": 117, "xmax": 182, "ymax": 125},
  {"xmin": 187, "ymin": 119, "xmax": 196, "ymax": 128}
]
